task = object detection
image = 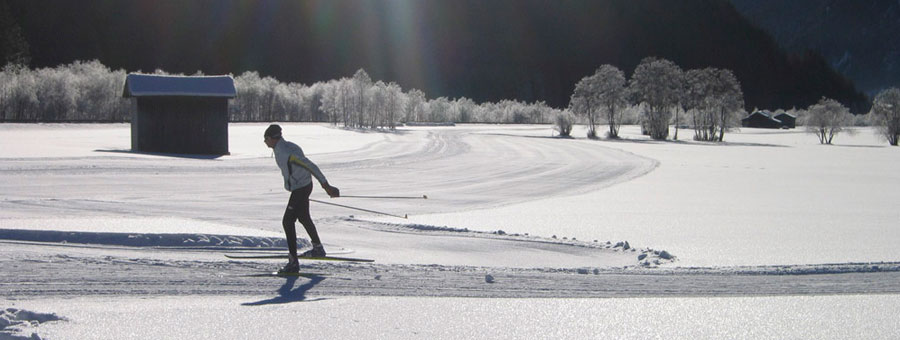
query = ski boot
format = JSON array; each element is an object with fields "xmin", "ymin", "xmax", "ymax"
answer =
[
  {"xmin": 299, "ymin": 244, "xmax": 326, "ymax": 258},
  {"xmin": 277, "ymin": 258, "xmax": 300, "ymax": 274}
]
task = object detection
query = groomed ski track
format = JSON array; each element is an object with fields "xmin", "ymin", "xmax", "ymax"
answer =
[{"xmin": 3, "ymin": 241, "xmax": 900, "ymax": 298}]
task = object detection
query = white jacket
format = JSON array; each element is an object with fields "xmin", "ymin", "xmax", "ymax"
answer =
[{"xmin": 273, "ymin": 139, "xmax": 328, "ymax": 191}]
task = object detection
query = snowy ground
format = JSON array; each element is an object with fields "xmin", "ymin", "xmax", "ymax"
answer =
[{"xmin": 2, "ymin": 123, "xmax": 899, "ymax": 339}]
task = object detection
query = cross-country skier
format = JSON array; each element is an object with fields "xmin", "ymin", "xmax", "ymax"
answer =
[{"xmin": 264, "ymin": 124, "xmax": 340, "ymax": 273}]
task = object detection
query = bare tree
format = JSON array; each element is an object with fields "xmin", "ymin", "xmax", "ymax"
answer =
[
  {"xmin": 870, "ymin": 87, "xmax": 900, "ymax": 146},
  {"xmin": 630, "ymin": 57, "xmax": 683, "ymax": 140},
  {"xmin": 803, "ymin": 97, "xmax": 852, "ymax": 144},
  {"xmin": 569, "ymin": 71, "xmax": 603, "ymax": 138},
  {"xmin": 685, "ymin": 68, "xmax": 745, "ymax": 141},
  {"xmin": 683, "ymin": 69, "xmax": 714, "ymax": 140},
  {"xmin": 595, "ymin": 65, "xmax": 628, "ymax": 138},
  {"xmin": 708, "ymin": 68, "xmax": 744, "ymax": 142}
]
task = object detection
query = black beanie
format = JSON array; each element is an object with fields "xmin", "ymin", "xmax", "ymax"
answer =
[{"xmin": 264, "ymin": 124, "xmax": 282, "ymax": 138}]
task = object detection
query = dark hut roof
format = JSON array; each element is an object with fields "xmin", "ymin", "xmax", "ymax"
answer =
[
  {"xmin": 774, "ymin": 112, "xmax": 796, "ymax": 119},
  {"xmin": 123, "ymin": 74, "xmax": 236, "ymax": 98},
  {"xmin": 742, "ymin": 110, "xmax": 782, "ymax": 124}
]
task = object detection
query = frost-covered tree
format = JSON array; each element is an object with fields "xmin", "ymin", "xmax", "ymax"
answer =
[
  {"xmin": 318, "ymin": 80, "xmax": 339, "ymax": 124},
  {"xmin": 351, "ymin": 69, "xmax": 372, "ymax": 128},
  {"xmin": 630, "ymin": 57, "xmax": 683, "ymax": 140},
  {"xmin": 803, "ymin": 97, "xmax": 853, "ymax": 144},
  {"xmin": 553, "ymin": 110, "xmax": 576, "ymax": 137},
  {"xmin": 570, "ymin": 65, "xmax": 627, "ymax": 138},
  {"xmin": 683, "ymin": 68, "xmax": 744, "ymax": 142},
  {"xmin": 455, "ymin": 97, "xmax": 477, "ymax": 123},
  {"xmin": 699, "ymin": 68, "xmax": 744, "ymax": 142},
  {"xmin": 683, "ymin": 69, "xmax": 712, "ymax": 140},
  {"xmin": 384, "ymin": 82, "xmax": 403, "ymax": 129},
  {"xmin": 0, "ymin": 64, "xmax": 35, "ymax": 121},
  {"xmin": 569, "ymin": 71, "xmax": 603, "ymax": 138},
  {"xmin": 428, "ymin": 97, "xmax": 452, "ymax": 122},
  {"xmin": 0, "ymin": 60, "xmax": 131, "ymax": 122},
  {"xmin": 367, "ymin": 81, "xmax": 387, "ymax": 129},
  {"xmin": 709, "ymin": 69, "xmax": 744, "ymax": 141},
  {"xmin": 233, "ymin": 71, "xmax": 282, "ymax": 122},
  {"xmin": 594, "ymin": 65, "xmax": 628, "ymax": 138},
  {"xmin": 404, "ymin": 89, "xmax": 426, "ymax": 123},
  {"xmin": 870, "ymin": 87, "xmax": 900, "ymax": 146}
]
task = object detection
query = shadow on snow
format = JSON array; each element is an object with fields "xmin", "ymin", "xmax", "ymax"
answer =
[{"xmin": 242, "ymin": 275, "xmax": 328, "ymax": 306}]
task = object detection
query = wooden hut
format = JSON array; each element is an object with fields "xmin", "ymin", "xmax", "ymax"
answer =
[
  {"xmin": 123, "ymin": 74, "xmax": 236, "ymax": 155},
  {"xmin": 774, "ymin": 112, "xmax": 796, "ymax": 129},
  {"xmin": 741, "ymin": 110, "xmax": 783, "ymax": 129}
]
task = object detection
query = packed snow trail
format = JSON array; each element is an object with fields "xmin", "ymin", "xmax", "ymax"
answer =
[{"xmin": 3, "ymin": 241, "xmax": 899, "ymax": 299}]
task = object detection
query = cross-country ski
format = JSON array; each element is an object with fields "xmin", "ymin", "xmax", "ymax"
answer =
[{"xmin": 225, "ymin": 253, "xmax": 374, "ymax": 262}]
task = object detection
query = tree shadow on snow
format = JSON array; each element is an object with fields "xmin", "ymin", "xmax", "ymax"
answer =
[{"xmin": 242, "ymin": 275, "xmax": 328, "ymax": 306}]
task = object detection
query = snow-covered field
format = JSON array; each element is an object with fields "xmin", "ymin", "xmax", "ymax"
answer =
[{"xmin": 2, "ymin": 123, "xmax": 899, "ymax": 339}]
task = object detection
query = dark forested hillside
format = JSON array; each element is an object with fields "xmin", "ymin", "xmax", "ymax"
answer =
[
  {"xmin": 3, "ymin": 0, "xmax": 869, "ymax": 112},
  {"xmin": 731, "ymin": 0, "xmax": 900, "ymax": 98}
]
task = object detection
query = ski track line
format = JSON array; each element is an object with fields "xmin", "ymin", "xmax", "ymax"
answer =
[
  {"xmin": 3, "ymin": 245, "xmax": 900, "ymax": 299},
  {"xmin": 1, "ymin": 127, "xmax": 657, "ymax": 223}
]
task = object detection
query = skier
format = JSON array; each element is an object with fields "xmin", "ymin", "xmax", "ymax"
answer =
[{"xmin": 264, "ymin": 124, "xmax": 340, "ymax": 273}]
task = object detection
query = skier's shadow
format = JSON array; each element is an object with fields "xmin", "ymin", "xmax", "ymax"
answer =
[{"xmin": 242, "ymin": 275, "xmax": 327, "ymax": 305}]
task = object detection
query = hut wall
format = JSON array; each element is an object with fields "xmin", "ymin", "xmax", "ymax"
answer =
[
  {"xmin": 132, "ymin": 97, "xmax": 229, "ymax": 154},
  {"xmin": 775, "ymin": 114, "xmax": 796, "ymax": 128},
  {"xmin": 742, "ymin": 115, "xmax": 783, "ymax": 129}
]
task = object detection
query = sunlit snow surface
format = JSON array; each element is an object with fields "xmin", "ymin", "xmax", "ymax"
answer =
[
  {"xmin": 6, "ymin": 295, "xmax": 899, "ymax": 340},
  {"xmin": 391, "ymin": 125, "xmax": 900, "ymax": 266},
  {"xmin": 2, "ymin": 123, "xmax": 900, "ymax": 339}
]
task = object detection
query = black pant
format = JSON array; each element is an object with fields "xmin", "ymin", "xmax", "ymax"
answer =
[{"xmin": 282, "ymin": 183, "xmax": 321, "ymax": 257}]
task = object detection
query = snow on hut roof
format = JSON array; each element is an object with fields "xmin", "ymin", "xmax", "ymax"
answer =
[
  {"xmin": 743, "ymin": 110, "xmax": 782, "ymax": 123},
  {"xmin": 123, "ymin": 74, "xmax": 236, "ymax": 98}
]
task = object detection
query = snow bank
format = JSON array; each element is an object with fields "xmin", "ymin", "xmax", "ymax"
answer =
[
  {"xmin": 349, "ymin": 217, "xmax": 677, "ymax": 266},
  {"xmin": 0, "ymin": 228, "xmax": 289, "ymax": 248},
  {"xmin": 0, "ymin": 308, "xmax": 65, "ymax": 340},
  {"xmin": 0, "ymin": 217, "xmax": 295, "ymax": 249},
  {"xmin": 0, "ymin": 217, "xmax": 281, "ymax": 237}
]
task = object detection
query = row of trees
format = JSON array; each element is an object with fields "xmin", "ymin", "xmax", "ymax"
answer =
[
  {"xmin": 0, "ymin": 61, "xmax": 561, "ymax": 125},
  {"xmin": 1, "ymin": 59, "xmax": 898, "ymax": 146},
  {"xmin": 569, "ymin": 57, "xmax": 744, "ymax": 142},
  {"xmin": 566, "ymin": 57, "xmax": 900, "ymax": 146},
  {"xmin": 0, "ymin": 61, "xmax": 131, "ymax": 122},
  {"xmin": 798, "ymin": 88, "xmax": 900, "ymax": 145},
  {"xmin": 234, "ymin": 69, "xmax": 563, "ymax": 128}
]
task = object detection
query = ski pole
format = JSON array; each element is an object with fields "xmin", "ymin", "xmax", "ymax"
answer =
[
  {"xmin": 340, "ymin": 194, "xmax": 428, "ymax": 200},
  {"xmin": 310, "ymin": 198, "xmax": 408, "ymax": 219}
]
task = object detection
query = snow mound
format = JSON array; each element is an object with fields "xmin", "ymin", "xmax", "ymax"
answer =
[
  {"xmin": 0, "ymin": 217, "xmax": 280, "ymax": 237},
  {"xmin": 0, "ymin": 228, "xmax": 290, "ymax": 248},
  {"xmin": 349, "ymin": 217, "xmax": 677, "ymax": 266},
  {"xmin": 0, "ymin": 217, "xmax": 296, "ymax": 249},
  {"xmin": 1, "ymin": 308, "xmax": 66, "ymax": 340}
]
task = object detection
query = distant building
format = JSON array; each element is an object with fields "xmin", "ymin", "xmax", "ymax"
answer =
[
  {"xmin": 774, "ymin": 112, "xmax": 796, "ymax": 129},
  {"xmin": 123, "ymin": 74, "xmax": 236, "ymax": 155},
  {"xmin": 741, "ymin": 110, "xmax": 783, "ymax": 129}
]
